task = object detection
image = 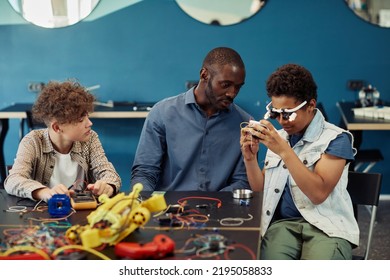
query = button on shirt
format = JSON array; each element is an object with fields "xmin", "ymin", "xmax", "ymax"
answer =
[{"xmin": 131, "ymin": 88, "xmax": 252, "ymax": 191}]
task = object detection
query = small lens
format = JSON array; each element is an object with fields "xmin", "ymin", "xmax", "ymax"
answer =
[
  {"xmin": 282, "ymin": 112, "xmax": 291, "ymax": 120},
  {"xmin": 269, "ymin": 111, "xmax": 279, "ymax": 119}
]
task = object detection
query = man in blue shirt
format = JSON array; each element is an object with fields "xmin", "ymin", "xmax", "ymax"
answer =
[{"xmin": 131, "ymin": 47, "xmax": 252, "ymax": 191}]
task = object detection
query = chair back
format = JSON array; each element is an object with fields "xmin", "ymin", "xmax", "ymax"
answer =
[
  {"xmin": 347, "ymin": 171, "xmax": 382, "ymax": 260},
  {"xmin": 347, "ymin": 171, "xmax": 382, "ymax": 207}
]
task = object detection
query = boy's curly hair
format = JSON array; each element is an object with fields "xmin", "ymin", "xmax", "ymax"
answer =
[
  {"xmin": 266, "ymin": 64, "xmax": 317, "ymax": 102},
  {"xmin": 32, "ymin": 80, "xmax": 95, "ymax": 125}
]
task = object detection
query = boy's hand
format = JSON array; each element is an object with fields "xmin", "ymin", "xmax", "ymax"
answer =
[
  {"xmin": 87, "ymin": 180, "xmax": 114, "ymax": 197},
  {"xmin": 32, "ymin": 184, "xmax": 72, "ymax": 202}
]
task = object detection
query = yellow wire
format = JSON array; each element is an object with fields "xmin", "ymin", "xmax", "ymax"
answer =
[
  {"xmin": 153, "ymin": 204, "xmax": 173, "ymax": 217},
  {"xmin": 0, "ymin": 246, "xmax": 51, "ymax": 260},
  {"xmin": 52, "ymin": 245, "xmax": 111, "ymax": 260}
]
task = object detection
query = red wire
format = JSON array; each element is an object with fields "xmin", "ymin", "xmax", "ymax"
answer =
[{"xmin": 224, "ymin": 243, "xmax": 257, "ymax": 260}]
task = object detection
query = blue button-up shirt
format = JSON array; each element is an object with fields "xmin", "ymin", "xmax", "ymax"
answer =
[{"xmin": 131, "ymin": 88, "xmax": 252, "ymax": 191}]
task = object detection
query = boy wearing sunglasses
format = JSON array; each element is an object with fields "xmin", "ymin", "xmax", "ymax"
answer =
[{"xmin": 240, "ymin": 64, "xmax": 359, "ymax": 259}]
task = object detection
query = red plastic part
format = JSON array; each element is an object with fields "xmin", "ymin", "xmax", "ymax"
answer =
[
  {"xmin": 114, "ymin": 234, "xmax": 175, "ymax": 259},
  {"xmin": 0, "ymin": 253, "xmax": 47, "ymax": 260}
]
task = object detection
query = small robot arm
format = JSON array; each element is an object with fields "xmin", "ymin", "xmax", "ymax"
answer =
[{"xmin": 66, "ymin": 183, "xmax": 167, "ymax": 248}]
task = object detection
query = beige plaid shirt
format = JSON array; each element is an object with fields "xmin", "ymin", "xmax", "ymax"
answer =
[{"xmin": 4, "ymin": 129, "xmax": 121, "ymax": 200}]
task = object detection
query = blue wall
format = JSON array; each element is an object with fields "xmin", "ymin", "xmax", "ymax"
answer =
[{"xmin": 1, "ymin": 0, "xmax": 389, "ymax": 194}]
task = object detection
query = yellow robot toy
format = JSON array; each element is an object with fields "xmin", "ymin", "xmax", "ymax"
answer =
[{"xmin": 66, "ymin": 183, "xmax": 167, "ymax": 248}]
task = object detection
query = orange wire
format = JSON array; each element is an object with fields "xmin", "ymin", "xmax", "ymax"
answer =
[{"xmin": 177, "ymin": 196, "xmax": 222, "ymax": 208}]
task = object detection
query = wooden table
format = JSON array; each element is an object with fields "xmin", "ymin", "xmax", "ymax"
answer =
[
  {"xmin": 337, "ymin": 101, "xmax": 389, "ymax": 173},
  {"xmin": 336, "ymin": 101, "xmax": 390, "ymax": 131}
]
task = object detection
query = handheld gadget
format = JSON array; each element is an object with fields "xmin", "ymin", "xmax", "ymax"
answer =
[
  {"xmin": 70, "ymin": 191, "xmax": 97, "ymax": 210},
  {"xmin": 249, "ymin": 120, "xmax": 268, "ymax": 129},
  {"xmin": 246, "ymin": 120, "xmax": 268, "ymax": 140}
]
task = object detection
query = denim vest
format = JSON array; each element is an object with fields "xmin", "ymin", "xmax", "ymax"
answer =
[{"xmin": 261, "ymin": 110, "xmax": 359, "ymax": 246}]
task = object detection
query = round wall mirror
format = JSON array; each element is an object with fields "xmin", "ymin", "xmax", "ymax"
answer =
[
  {"xmin": 175, "ymin": 0, "xmax": 266, "ymax": 26},
  {"xmin": 345, "ymin": 0, "xmax": 390, "ymax": 28},
  {"xmin": 8, "ymin": 0, "xmax": 100, "ymax": 28}
]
